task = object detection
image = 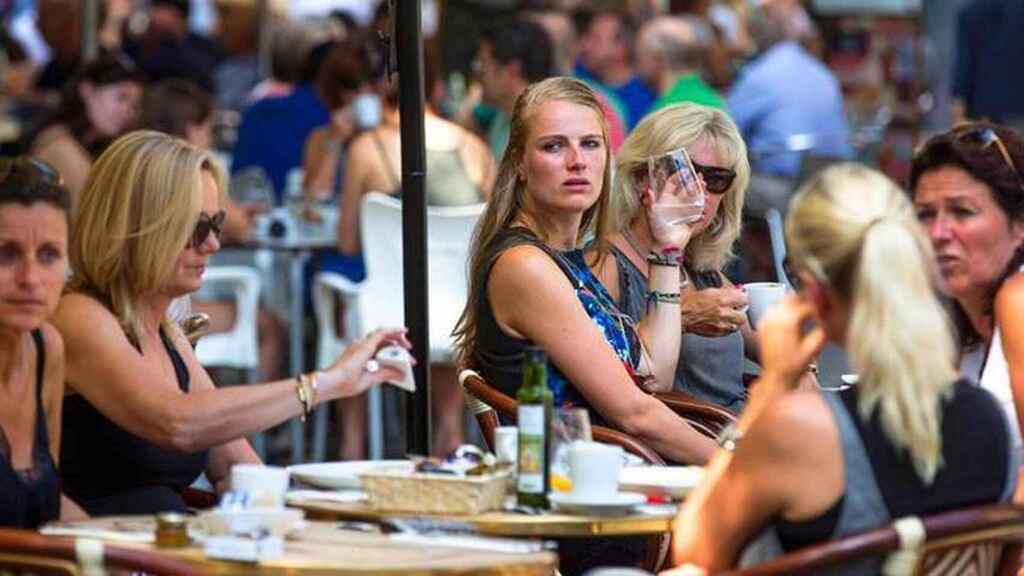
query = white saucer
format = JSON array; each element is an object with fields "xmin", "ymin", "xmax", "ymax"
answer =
[{"xmin": 548, "ymin": 491, "xmax": 646, "ymax": 516}]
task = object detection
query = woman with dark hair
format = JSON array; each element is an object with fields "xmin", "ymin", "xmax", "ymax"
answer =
[
  {"xmin": 29, "ymin": 52, "xmax": 144, "ymax": 198},
  {"xmin": 0, "ymin": 157, "xmax": 85, "ymax": 526},
  {"xmin": 911, "ymin": 122, "xmax": 1024, "ymax": 464}
]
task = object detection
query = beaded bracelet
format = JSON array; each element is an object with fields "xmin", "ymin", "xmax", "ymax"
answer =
[{"xmin": 646, "ymin": 251, "xmax": 680, "ymax": 267}]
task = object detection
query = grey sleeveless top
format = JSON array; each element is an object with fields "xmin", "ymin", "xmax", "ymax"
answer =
[
  {"xmin": 610, "ymin": 244, "xmax": 746, "ymax": 412},
  {"xmin": 741, "ymin": 386, "xmax": 1017, "ymax": 573}
]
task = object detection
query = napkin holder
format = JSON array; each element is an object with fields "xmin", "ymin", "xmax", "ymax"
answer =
[{"xmin": 204, "ymin": 533, "xmax": 283, "ymax": 562}]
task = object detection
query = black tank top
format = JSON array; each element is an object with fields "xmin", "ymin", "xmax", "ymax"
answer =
[
  {"xmin": 0, "ymin": 330, "xmax": 60, "ymax": 528},
  {"xmin": 61, "ymin": 328, "xmax": 208, "ymax": 515}
]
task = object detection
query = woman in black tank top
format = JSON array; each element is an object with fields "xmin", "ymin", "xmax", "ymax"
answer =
[
  {"xmin": 0, "ymin": 157, "xmax": 81, "ymax": 527},
  {"xmin": 668, "ymin": 165, "xmax": 1013, "ymax": 572},
  {"xmin": 54, "ymin": 132, "xmax": 410, "ymax": 515}
]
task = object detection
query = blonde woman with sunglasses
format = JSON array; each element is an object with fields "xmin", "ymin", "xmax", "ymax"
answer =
[
  {"xmin": 52, "ymin": 131, "xmax": 410, "ymax": 515},
  {"xmin": 594, "ymin": 103, "xmax": 754, "ymax": 413},
  {"xmin": 669, "ymin": 163, "xmax": 1015, "ymax": 573}
]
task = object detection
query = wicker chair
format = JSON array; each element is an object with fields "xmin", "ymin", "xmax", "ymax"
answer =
[
  {"xmin": 0, "ymin": 528, "xmax": 210, "ymax": 575},
  {"xmin": 721, "ymin": 504, "xmax": 1024, "ymax": 576}
]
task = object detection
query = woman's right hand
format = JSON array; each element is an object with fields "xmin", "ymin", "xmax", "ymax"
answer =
[
  {"xmin": 642, "ymin": 185, "xmax": 693, "ymax": 251},
  {"xmin": 319, "ymin": 328, "xmax": 413, "ymax": 399}
]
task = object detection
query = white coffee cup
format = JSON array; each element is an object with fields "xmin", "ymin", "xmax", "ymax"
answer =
[
  {"xmin": 744, "ymin": 282, "xmax": 788, "ymax": 329},
  {"xmin": 568, "ymin": 441, "xmax": 623, "ymax": 500},
  {"xmin": 494, "ymin": 426, "xmax": 518, "ymax": 466},
  {"xmin": 351, "ymin": 93, "xmax": 382, "ymax": 129},
  {"xmin": 230, "ymin": 464, "xmax": 290, "ymax": 509}
]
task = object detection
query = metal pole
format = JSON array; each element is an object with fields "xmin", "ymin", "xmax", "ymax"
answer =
[
  {"xmin": 256, "ymin": 0, "xmax": 272, "ymax": 80},
  {"xmin": 395, "ymin": 0, "xmax": 431, "ymax": 456},
  {"xmin": 80, "ymin": 0, "xmax": 99, "ymax": 63}
]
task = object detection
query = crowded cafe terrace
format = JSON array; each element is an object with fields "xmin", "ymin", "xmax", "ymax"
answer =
[{"xmin": 2, "ymin": 0, "xmax": 1024, "ymax": 574}]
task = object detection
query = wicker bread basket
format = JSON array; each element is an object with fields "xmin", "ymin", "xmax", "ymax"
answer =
[{"xmin": 360, "ymin": 469, "xmax": 512, "ymax": 515}]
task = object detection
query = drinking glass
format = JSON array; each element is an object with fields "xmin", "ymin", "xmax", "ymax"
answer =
[
  {"xmin": 550, "ymin": 408, "xmax": 592, "ymax": 493},
  {"xmin": 647, "ymin": 147, "xmax": 704, "ymax": 226}
]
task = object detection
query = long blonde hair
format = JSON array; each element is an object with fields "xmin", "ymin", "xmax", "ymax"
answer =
[
  {"xmin": 786, "ymin": 163, "xmax": 956, "ymax": 483},
  {"xmin": 453, "ymin": 77, "xmax": 612, "ymax": 365},
  {"xmin": 67, "ymin": 130, "xmax": 227, "ymax": 343},
  {"xmin": 612, "ymin": 103, "xmax": 749, "ymax": 271}
]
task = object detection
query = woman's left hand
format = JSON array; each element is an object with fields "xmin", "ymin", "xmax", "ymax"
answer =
[{"xmin": 756, "ymin": 295, "xmax": 826, "ymax": 390}]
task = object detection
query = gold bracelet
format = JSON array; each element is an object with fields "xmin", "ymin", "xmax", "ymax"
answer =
[
  {"xmin": 294, "ymin": 376, "xmax": 311, "ymax": 422},
  {"xmin": 306, "ymin": 371, "xmax": 320, "ymax": 405}
]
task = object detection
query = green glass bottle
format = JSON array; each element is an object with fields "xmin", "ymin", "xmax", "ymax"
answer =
[{"xmin": 516, "ymin": 346, "xmax": 553, "ymax": 508}]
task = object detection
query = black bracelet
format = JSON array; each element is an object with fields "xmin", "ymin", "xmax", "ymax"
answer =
[
  {"xmin": 647, "ymin": 290, "xmax": 681, "ymax": 306},
  {"xmin": 646, "ymin": 251, "xmax": 680, "ymax": 267}
]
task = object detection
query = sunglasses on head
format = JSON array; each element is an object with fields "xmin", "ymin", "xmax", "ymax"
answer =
[
  {"xmin": 190, "ymin": 210, "xmax": 226, "ymax": 250},
  {"xmin": 952, "ymin": 126, "xmax": 1024, "ymax": 192},
  {"xmin": 0, "ymin": 157, "xmax": 62, "ymax": 189},
  {"xmin": 692, "ymin": 162, "xmax": 736, "ymax": 195}
]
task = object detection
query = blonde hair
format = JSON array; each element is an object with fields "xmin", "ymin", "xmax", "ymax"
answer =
[
  {"xmin": 612, "ymin": 103, "xmax": 749, "ymax": 271},
  {"xmin": 67, "ymin": 130, "xmax": 227, "ymax": 343},
  {"xmin": 786, "ymin": 163, "xmax": 957, "ymax": 483},
  {"xmin": 453, "ymin": 77, "xmax": 612, "ymax": 365}
]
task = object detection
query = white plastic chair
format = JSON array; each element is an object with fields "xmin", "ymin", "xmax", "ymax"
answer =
[
  {"xmin": 311, "ymin": 192, "xmax": 485, "ymax": 461},
  {"xmin": 194, "ymin": 265, "xmax": 265, "ymax": 458}
]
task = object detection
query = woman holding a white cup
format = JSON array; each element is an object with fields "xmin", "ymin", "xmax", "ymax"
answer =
[{"xmin": 668, "ymin": 164, "xmax": 1014, "ymax": 573}]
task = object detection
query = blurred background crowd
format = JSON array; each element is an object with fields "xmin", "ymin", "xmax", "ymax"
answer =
[{"xmin": 0, "ymin": 0, "xmax": 1016, "ymax": 463}]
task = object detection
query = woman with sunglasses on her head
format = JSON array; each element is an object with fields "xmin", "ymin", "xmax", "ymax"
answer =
[
  {"xmin": 0, "ymin": 158, "xmax": 87, "ymax": 527},
  {"xmin": 911, "ymin": 122, "xmax": 1024, "ymax": 471},
  {"xmin": 52, "ymin": 131, "xmax": 410, "ymax": 515},
  {"xmin": 669, "ymin": 163, "xmax": 1015, "ymax": 573},
  {"xmin": 453, "ymin": 77, "xmax": 716, "ymax": 465},
  {"xmin": 593, "ymin": 103, "xmax": 755, "ymax": 414}
]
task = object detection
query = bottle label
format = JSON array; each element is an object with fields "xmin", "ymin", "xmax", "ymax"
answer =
[{"xmin": 517, "ymin": 405, "xmax": 546, "ymax": 494}]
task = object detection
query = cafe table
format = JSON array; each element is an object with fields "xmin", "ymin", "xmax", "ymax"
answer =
[{"xmin": 41, "ymin": 515, "xmax": 557, "ymax": 575}]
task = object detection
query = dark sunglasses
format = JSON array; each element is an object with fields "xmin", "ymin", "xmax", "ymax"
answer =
[
  {"xmin": 952, "ymin": 126, "xmax": 1024, "ymax": 192},
  {"xmin": 0, "ymin": 157, "xmax": 62, "ymax": 188},
  {"xmin": 190, "ymin": 210, "xmax": 226, "ymax": 249},
  {"xmin": 692, "ymin": 162, "xmax": 736, "ymax": 195}
]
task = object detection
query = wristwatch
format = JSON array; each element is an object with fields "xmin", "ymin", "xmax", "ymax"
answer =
[{"xmin": 716, "ymin": 422, "xmax": 743, "ymax": 452}]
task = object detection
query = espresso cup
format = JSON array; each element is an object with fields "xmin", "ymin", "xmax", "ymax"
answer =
[
  {"xmin": 568, "ymin": 441, "xmax": 623, "ymax": 501},
  {"xmin": 230, "ymin": 464, "xmax": 289, "ymax": 509},
  {"xmin": 745, "ymin": 282, "xmax": 788, "ymax": 329}
]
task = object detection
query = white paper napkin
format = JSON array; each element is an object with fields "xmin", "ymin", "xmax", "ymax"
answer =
[{"xmin": 286, "ymin": 490, "xmax": 367, "ymax": 504}]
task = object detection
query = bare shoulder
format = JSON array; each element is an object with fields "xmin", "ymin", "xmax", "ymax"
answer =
[
  {"xmin": 996, "ymin": 272, "xmax": 1024, "ymax": 314},
  {"xmin": 489, "ymin": 243, "xmax": 569, "ymax": 292},
  {"xmin": 52, "ymin": 293, "xmax": 122, "ymax": 346},
  {"xmin": 744, "ymin": 391, "xmax": 836, "ymax": 461}
]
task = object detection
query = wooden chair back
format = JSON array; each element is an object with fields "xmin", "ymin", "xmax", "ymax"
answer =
[
  {"xmin": 721, "ymin": 504, "xmax": 1024, "ymax": 576},
  {"xmin": 0, "ymin": 528, "xmax": 210, "ymax": 576}
]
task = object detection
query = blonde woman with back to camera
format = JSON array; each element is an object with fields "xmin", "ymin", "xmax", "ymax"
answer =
[
  {"xmin": 668, "ymin": 164, "xmax": 1015, "ymax": 573},
  {"xmin": 53, "ymin": 131, "xmax": 410, "ymax": 515}
]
